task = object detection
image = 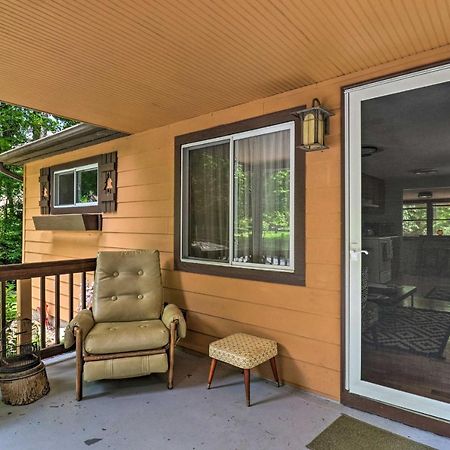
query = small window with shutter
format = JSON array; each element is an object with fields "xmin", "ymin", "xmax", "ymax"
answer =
[{"xmin": 40, "ymin": 152, "xmax": 117, "ymax": 215}]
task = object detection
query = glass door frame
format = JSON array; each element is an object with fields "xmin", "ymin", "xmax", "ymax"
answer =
[{"xmin": 344, "ymin": 63, "xmax": 450, "ymax": 421}]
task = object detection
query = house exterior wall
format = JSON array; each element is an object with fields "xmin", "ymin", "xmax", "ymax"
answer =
[{"xmin": 23, "ymin": 46, "xmax": 450, "ymax": 400}]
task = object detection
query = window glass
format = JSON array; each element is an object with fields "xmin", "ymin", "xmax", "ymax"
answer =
[
  {"xmin": 55, "ymin": 172, "xmax": 74, "ymax": 206},
  {"xmin": 186, "ymin": 142, "xmax": 229, "ymax": 261},
  {"xmin": 402, "ymin": 203, "xmax": 427, "ymax": 236},
  {"xmin": 76, "ymin": 168, "xmax": 98, "ymax": 204},
  {"xmin": 432, "ymin": 203, "xmax": 450, "ymax": 235},
  {"xmin": 53, "ymin": 164, "xmax": 98, "ymax": 208},
  {"xmin": 234, "ymin": 129, "xmax": 291, "ymax": 267},
  {"xmin": 181, "ymin": 123, "xmax": 294, "ymax": 272},
  {"xmin": 402, "ymin": 203, "xmax": 427, "ymax": 220}
]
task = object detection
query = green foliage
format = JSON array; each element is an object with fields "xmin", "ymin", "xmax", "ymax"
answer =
[
  {"xmin": 0, "ymin": 102, "xmax": 77, "ymax": 265},
  {"xmin": 235, "ymin": 165, "xmax": 290, "ymax": 235},
  {"xmin": 402, "ymin": 202, "xmax": 450, "ymax": 236},
  {"xmin": 3, "ymin": 284, "xmax": 40, "ymax": 355},
  {"xmin": 5, "ymin": 283, "xmax": 17, "ymax": 322}
]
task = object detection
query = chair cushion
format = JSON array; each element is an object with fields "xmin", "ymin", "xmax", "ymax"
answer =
[
  {"xmin": 93, "ymin": 250, "xmax": 163, "ymax": 323},
  {"xmin": 84, "ymin": 320, "xmax": 169, "ymax": 355},
  {"xmin": 84, "ymin": 353, "xmax": 168, "ymax": 381}
]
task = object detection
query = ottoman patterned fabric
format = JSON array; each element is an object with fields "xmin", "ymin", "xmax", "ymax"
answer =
[{"xmin": 209, "ymin": 333, "xmax": 278, "ymax": 369}]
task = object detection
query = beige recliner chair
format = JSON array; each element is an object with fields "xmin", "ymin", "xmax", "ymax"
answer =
[{"xmin": 64, "ymin": 250, "xmax": 186, "ymax": 400}]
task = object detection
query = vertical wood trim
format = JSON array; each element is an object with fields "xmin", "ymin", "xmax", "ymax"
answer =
[
  {"xmin": 99, "ymin": 151, "xmax": 118, "ymax": 213},
  {"xmin": 81, "ymin": 272, "xmax": 87, "ymax": 310},
  {"xmin": 17, "ymin": 278, "xmax": 32, "ymax": 347},
  {"xmin": 69, "ymin": 273, "xmax": 74, "ymax": 321},
  {"xmin": 54, "ymin": 274, "xmax": 60, "ymax": 345},
  {"xmin": 39, "ymin": 167, "xmax": 50, "ymax": 214},
  {"xmin": 40, "ymin": 276, "xmax": 46, "ymax": 349},
  {"xmin": 1, "ymin": 281, "xmax": 6, "ymax": 357}
]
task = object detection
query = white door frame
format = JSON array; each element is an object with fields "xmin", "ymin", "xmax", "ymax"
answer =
[{"xmin": 344, "ymin": 63, "xmax": 450, "ymax": 421}]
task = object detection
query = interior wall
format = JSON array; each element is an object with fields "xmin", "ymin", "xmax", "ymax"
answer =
[{"xmin": 22, "ymin": 46, "xmax": 450, "ymax": 400}]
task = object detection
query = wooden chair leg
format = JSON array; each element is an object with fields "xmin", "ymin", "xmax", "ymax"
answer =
[
  {"xmin": 167, "ymin": 321, "xmax": 177, "ymax": 389},
  {"xmin": 207, "ymin": 358, "xmax": 217, "ymax": 389},
  {"xmin": 269, "ymin": 357, "xmax": 280, "ymax": 387},
  {"xmin": 75, "ymin": 327, "xmax": 83, "ymax": 401},
  {"xmin": 244, "ymin": 369, "xmax": 250, "ymax": 407}
]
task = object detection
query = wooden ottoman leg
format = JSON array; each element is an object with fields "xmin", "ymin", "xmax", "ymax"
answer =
[
  {"xmin": 207, "ymin": 358, "xmax": 217, "ymax": 389},
  {"xmin": 269, "ymin": 357, "xmax": 280, "ymax": 387},
  {"xmin": 244, "ymin": 369, "xmax": 250, "ymax": 407}
]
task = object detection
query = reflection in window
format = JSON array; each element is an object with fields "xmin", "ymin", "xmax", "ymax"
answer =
[
  {"xmin": 181, "ymin": 123, "xmax": 294, "ymax": 271},
  {"xmin": 76, "ymin": 167, "xmax": 98, "ymax": 204},
  {"xmin": 234, "ymin": 130, "xmax": 291, "ymax": 266},
  {"xmin": 54, "ymin": 164, "xmax": 98, "ymax": 208},
  {"xmin": 187, "ymin": 142, "xmax": 229, "ymax": 261}
]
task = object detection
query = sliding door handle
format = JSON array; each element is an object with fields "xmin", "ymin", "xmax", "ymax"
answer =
[{"xmin": 350, "ymin": 249, "xmax": 369, "ymax": 261}]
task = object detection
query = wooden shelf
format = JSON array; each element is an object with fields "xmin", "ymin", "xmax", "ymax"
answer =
[{"xmin": 32, "ymin": 214, "xmax": 102, "ymax": 231}]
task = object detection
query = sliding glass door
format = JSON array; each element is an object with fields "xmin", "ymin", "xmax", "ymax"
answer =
[{"xmin": 345, "ymin": 64, "xmax": 450, "ymax": 421}]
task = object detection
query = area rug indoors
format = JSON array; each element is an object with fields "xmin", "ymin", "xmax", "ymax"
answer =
[
  {"xmin": 306, "ymin": 415, "xmax": 433, "ymax": 450},
  {"xmin": 362, "ymin": 307, "xmax": 450, "ymax": 358},
  {"xmin": 426, "ymin": 286, "xmax": 450, "ymax": 302}
]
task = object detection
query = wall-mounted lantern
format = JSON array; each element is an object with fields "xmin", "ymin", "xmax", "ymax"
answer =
[{"xmin": 293, "ymin": 98, "xmax": 334, "ymax": 151}]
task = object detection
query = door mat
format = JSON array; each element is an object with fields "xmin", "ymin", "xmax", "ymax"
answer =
[
  {"xmin": 306, "ymin": 415, "xmax": 435, "ymax": 450},
  {"xmin": 426, "ymin": 287, "xmax": 450, "ymax": 302},
  {"xmin": 362, "ymin": 307, "xmax": 450, "ymax": 358}
]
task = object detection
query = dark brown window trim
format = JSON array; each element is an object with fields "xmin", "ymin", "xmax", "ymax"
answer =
[
  {"xmin": 49, "ymin": 155, "xmax": 102, "ymax": 214},
  {"xmin": 340, "ymin": 59, "xmax": 450, "ymax": 437},
  {"xmin": 174, "ymin": 106, "xmax": 306, "ymax": 286}
]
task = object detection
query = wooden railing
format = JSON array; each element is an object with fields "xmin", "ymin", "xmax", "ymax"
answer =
[{"xmin": 1, "ymin": 258, "xmax": 96, "ymax": 358}]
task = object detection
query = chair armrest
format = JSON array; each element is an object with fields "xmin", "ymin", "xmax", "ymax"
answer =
[
  {"xmin": 64, "ymin": 309, "xmax": 95, "ymax": 349},
  {"xmin": 162, "ymin": 304, "xmax": 186, "ymax": 339}
]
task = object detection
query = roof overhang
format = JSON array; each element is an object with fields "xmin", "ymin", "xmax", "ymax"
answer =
[
  {"xmin": 1, "ymin": 2, "xmax": 450, "ymax": 133},
  {"xmin": 0, "ymin": 124, "xmax": 129, "ymax": 166}
]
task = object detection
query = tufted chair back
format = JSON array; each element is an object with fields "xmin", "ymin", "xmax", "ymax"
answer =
[{"xmin": 92, "ymin": 250, "xmax": 163, "ymax": 323}]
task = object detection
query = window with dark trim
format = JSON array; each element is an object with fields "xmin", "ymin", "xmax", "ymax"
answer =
[
  {"xmin": 402, "ymin": 200, "xmax": 450, "ymax": 236},
  {"xmin": 53, "ymin": 163, "xmax": 98, "ymax": 209},
  {"xmin": 40, "ymin": 152, "xmax": 117, "ymax": 215},
  {"xmin": 174, "ymin": 107, "xmax": 305, "ymax": 285}
]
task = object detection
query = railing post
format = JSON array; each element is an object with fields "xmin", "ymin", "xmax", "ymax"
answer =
[
  {"xmin": 1, "ymin": 281, "xmax": 6, "ymax": 358},
  {"xmin": 54, "ymin": 275, "xmax": 60, "ymax": 344},
  {"xmin": 17, "ymin": 278, "xmax": 33, "ymax": 350},
  {"xmin": 0, "ymin": 258, "xmax": 96, "ymax": 359},
  {"xmin": 81, "ymin": 272, "xmax": 87, "ymax": 310},
  {"xmin": 69, "ymin": 273, "xmax": 74, "ymax": 321},
  {"xmin": 40, "ymin": 277, "xmax": 46, "ymax": 349}
]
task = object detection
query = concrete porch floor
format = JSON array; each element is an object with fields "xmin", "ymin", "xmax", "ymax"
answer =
[{"xmin": 0, "ymin": 349, "xmax": 448, "ymax": 450}]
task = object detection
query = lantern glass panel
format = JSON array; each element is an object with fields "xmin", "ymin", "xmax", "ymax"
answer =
[
  {"xmin": 302, "ymin": 112, "xmax": 315, "ymax": 147},
  {"xmin": 317, "ymin": 112, "xmax": 324, "ymax": 146}
]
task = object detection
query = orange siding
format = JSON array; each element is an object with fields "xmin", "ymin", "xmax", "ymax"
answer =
[{"xmin": 23, "ymin": 46, "xmax": 450, "ymax": 399}]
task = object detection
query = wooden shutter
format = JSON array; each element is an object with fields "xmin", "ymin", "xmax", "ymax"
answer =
[
  {"xmin": 99, "ymin": 151, "xmax": 117, "ymax": 213},
  {"xmin": 39, "ymin": 167, "xmax": 50, "ymax": 214}
]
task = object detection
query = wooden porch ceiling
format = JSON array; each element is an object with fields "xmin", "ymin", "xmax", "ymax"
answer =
[{"xmin": 1, "ymin": 0, "xmax": 450, "ymax": 134}]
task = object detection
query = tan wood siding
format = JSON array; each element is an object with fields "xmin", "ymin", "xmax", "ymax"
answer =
[{"xmin": 23, "ymin": 46, "xmax": 450, "ymax": 399}]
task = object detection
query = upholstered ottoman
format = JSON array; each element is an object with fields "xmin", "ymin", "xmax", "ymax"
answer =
[{"xmin": 207, "ymin": 333, "xmax": 280, "ymax": 406}]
